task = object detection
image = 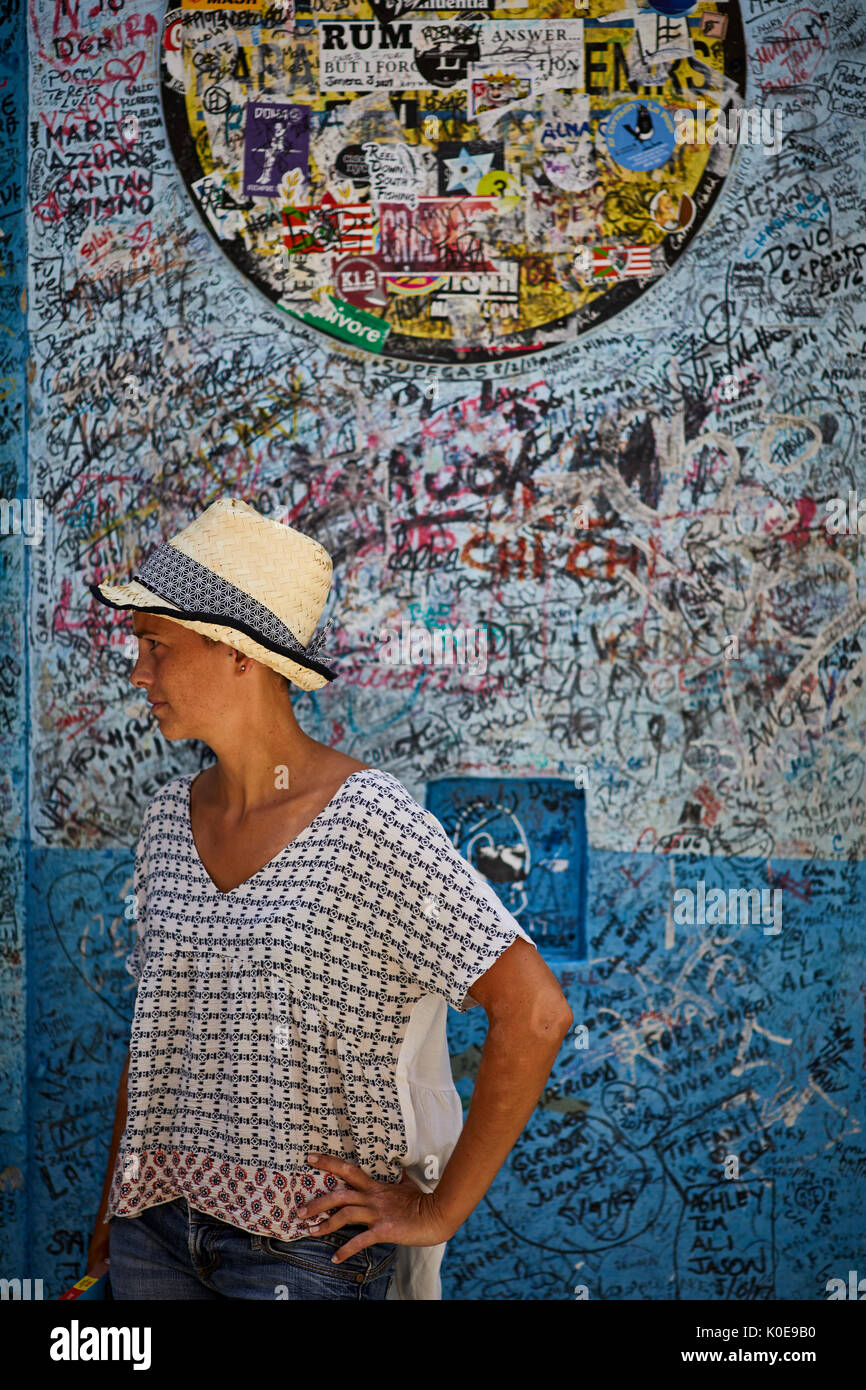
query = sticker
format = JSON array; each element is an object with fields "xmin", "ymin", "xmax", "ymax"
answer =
[
  {"xmin": 602, "ymin": 99, "xmax": 677, "ymax": 172},
  {"xmin": 383, "ymin": 273, "xmax": 449, "ymax": 296},
  {"xmin": 468, "ymin": 66, "xmax": 533, "ymax": 120},
  {"xmin": 542, "ymin": 149, "xmax": 598, "ymax": 193},
  {"xmin": 334, "ymin": 144, "xmax": 371, "ymax": 184},
  {"xmin": 180, "ymin": 0, "xmax": 260, "ymax": 7},
  {"xmin": 363, "ymin": 141, "xmax": 426, "ymax": 208},
  {"xmin": 701, "ymin": 12, "xmax": 728, "ymax": 39},
  {"xmin": 647, "ymin": 1, "xmax": 698, "ymax": 14},
  {"xmin": 650, "ymin": 188, "xmax": 695, "ymax": 233},
  {"xmin": 526, "ymin": 188, "xmax": 586, "ymax": 251},
  {"xmin": 428, "ymin": 261, "xmax": 520, "ymax": 319},
  {"xmin": 584, "ymin": 245, "xmax": 655, "ymax": 280},
  {"xmin": 475, "ymin": 169, "xmax": 521, "ymax": 197},
  {"xmin": 162, "ymin": 10, "xmax": 185, "ymax": 93},
  {"xmin": 411, "ymin": 22, "xmax": 482, "ymax": 89},
  {"xmin": 474, "ymin": 20, "xmax": 585, "ymax": 95},
  {"xmin": 332, "ymin": 256, "xmax": 387, "ymax": 310},
  {"xmin": 242, "ymin": 101, "xmax": 310, "ymax": 197},
  {"xmin": 319, "ymin": 22, "xmax": 439, "ymax": 92},
  {"xmin": 281, "ymin": 201, "xmax": 375, "ymax": 255},
  {"xmin": 281, "ymin": 293, "xmax": 390, "ymax": 352},
  {"xmin": 279, "ymin": 165, "xmax": 308, "ymax": 207},
  {"xmin": 634, "ymin": 13, "xmax": 693, "ymax": 69},
  {"xmin": 436, "ymin": 141, "xmax": 504, "ymax": 196},
  {"xmin": 536, "ymin": 95, "xmax": 592, "ymax": 150},
  {"xmin": 378, "ymin": 198, "xmax": 498, "ymax": 271},
  {"xmin": 414, "ymin": 0, "xmax": 529, "ymax": 7}
]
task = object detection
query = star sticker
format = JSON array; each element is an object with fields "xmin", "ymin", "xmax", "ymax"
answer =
[{"xmin": 443, "ymin": 145, "xmax": 495, "ymax": 193}]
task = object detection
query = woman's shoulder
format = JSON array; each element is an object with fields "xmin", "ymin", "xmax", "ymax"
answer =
[
  {"xmin": 340, "ymin": 766, "xmax": 442, "ymax": 838},
  {"xmin": 139, "ymin": 770, "xmax": 196, "ymax": 825},
  {"xmin": 344, "ymin": 765, "xmax": 417, "ymax": 805}
]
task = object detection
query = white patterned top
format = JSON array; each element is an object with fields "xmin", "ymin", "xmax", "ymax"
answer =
[{"xmin": 107, "ymin": 766, "xmax": 536, "ymax": 1298}]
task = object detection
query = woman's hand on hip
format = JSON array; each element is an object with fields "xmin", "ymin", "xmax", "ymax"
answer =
[{"xmin": 301, "ymin": 1153, "xmax": 453, "ymax": 1260}]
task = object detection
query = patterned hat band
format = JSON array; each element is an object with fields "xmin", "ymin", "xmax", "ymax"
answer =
[{"xmin": 131, "ymin": 542, "xmax": 337, "ymax": 679}]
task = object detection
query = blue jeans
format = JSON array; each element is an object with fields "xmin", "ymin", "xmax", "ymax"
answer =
[{"xmin": 109, "ymin": 1197, "xmax": 398, "ymax": 1300}]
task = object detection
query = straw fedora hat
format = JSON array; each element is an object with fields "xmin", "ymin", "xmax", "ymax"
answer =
[{"xmin": 87, "ymin": 497, "xmax": 339, "ymax": 691}]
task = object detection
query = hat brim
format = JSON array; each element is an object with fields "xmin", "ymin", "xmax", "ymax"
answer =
[{"xmin": 89, "ymin": 580, "xmax": 338, "ymax": 693}]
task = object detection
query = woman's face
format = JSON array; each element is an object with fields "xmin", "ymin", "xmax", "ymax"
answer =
[{"xmin": 129, "ymin": 613, "xmax": 237, "ymax": 740}]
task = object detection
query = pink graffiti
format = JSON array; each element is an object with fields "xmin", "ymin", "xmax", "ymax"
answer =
[{"xmin": 754, "ymin": 9, "xmax": 829, "ymax": 87}]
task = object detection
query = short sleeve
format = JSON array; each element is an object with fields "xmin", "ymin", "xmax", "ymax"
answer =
[
  {"xmin": 125, "ymin": 819, "xmax": 149, "ymax": 987},
  {"xmin": 363, "ymin": 780, "xmax": 537, "ymax": 1012}
]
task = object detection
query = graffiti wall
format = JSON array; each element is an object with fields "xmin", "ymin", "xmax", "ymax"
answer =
[
  {"xmin": 3, "ymin": 0, "xmax": 864, "ymax": 1298},
  {"xmin": 0, "ymin": 0, "xmax": 29, "ymax": 1276}
]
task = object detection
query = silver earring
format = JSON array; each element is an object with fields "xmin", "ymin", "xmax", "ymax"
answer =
[{"xmin": 241, "ymin": 665, "xmax": 246, "ymax": 671}]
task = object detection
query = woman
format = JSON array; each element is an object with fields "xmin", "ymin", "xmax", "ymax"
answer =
[{"xmin": 84, "ymin": 496, "xmax": 572, "ymax": 1299}]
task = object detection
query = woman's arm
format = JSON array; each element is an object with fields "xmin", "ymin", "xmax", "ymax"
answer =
[{"xmin": 86, "ymin": 1049, "xmax": 130, "ymax": 1275}]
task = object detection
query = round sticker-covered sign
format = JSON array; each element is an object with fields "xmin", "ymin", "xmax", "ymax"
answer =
[{"xmin": 160, "ymin": 0, "xmax": 746, "ymax": 364}]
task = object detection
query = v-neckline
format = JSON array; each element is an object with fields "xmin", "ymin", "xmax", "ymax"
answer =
[{"xmin": 185, "ymin": 768, "xmax": 371, "ymax": 897}]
